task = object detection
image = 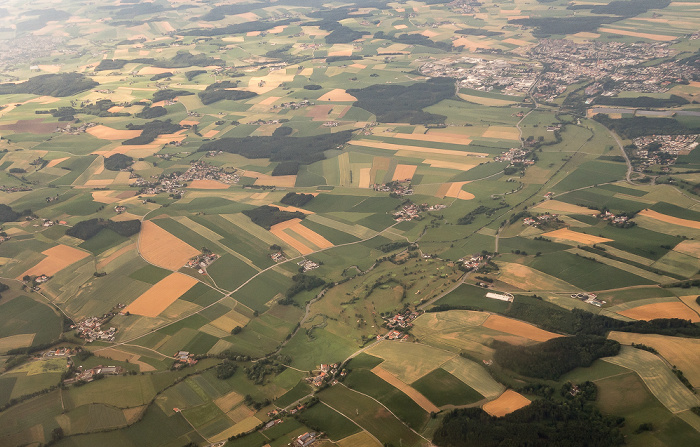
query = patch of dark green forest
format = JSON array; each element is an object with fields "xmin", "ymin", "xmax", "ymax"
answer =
[
  {"xmin": 595, "ymin": 95, "xmax": 690, "ymax": 108},
  {"xmin": 197, "ymin": 2, "xmax": 264, "ymax": 22},
  {"xmin": 17, "ymin": 9, "xmax": 70, "ymax": 32},
  {"xmin": 95, "ymin": 52, "xmax": 223, "ymax": 72},
  {"xmin": 241, "ymin": 206, "xmax": 306, "ymax": 230},
  {"xmin": 347, "ymin": 78, "xmax": 454, "ymax": 124},
  {"xmin": 135, "ymin": 105, "xmax": 167, "ymax": 119},
  {"xmin": 433, "ymin": 385, "xmax": 624, "ymax": 447},
  {"xmin": 36, "ymin": 99, "xmax": 130, "ymax": 121},
  {"xmin": 0, "ymin": 204, "xmax": 32, "ymax": 223},
  {"xmin": 0, "ymin": 73, "xmax": 98, "ymax": 97},
  {"xmin": 593, "ymin": 114, "xmax": 700, "ymax": 139},
  {"xmin": 455, "ymin": 28, "xmax": 504, "ymax": 37},
  {"xmin": 280, "ymin": 192, "xmax": 314, "ymax": 207},
  {"xmin": 123, "ymin": 120, "xmax": 181, "ymax": 145},
  {"xmin": 494, "ymin": 335, "xmax": 620, "ymax": 380},
  {"xmin": 374, "ymin": 31, "xmax": 453, "ymax": 52},
  {"xmin": 103, "ymin": 154, "xmax": 134, "ymax": 171},
  {"xmin": 282, "ymin": 274, "xmax": 326, "ymax": 303},
  {"xmin": 198, "ymin": 81, "xmax": 258, "ymax": 105},
  {"xmin": 185, "ymin": 70, "xmax": 207, "ymax": 81},
  {"xmin": 197, "ymin": 130, "xmax": 355, "ymax": 165},
  {"xmin": 153, "ymin": 89, "xmax": 194, "ymax": 102},
  {"xmin": 66, "ymin": 218, "xmax": 141, "ymax": 240},
  {"xmin": 271, "ymin": 161, "xmax": 299, "ymax": 176},
  {"xmin": 181, "ymin": 18, "xmax": 297, "ymax": 37}
]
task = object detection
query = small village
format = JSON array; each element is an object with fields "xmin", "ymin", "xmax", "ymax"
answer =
[
  {"xmin": 571, "ymin": 292, "xmax": 606, "ymax": 307},
  {"xmin": 133, "ymin": 161, "xmax": 238, "ymax": 195},
  {"xmin": 73, "ymin": 315, "xmax": 120, "ymax": 343},
  {"xmin": 597, "ymin": 210, "xmax": 631, "ymax": 226},
  {"xmin": 630, "ymin": 134, "xmax": 699, "ymax": 168},
  {"xmin": 522, "ymin": 213, "xmax": 562, "ymax": 229},
  {"xmin": 306, "ymin": 362, "xmax": 343, "ymax": 388},
  {"xmin": 297, "ymin": 259, "xmax": 320, "ymax": 272},
  {"xmin": 374, "ymin": 180, "xmax": 413, "ymax": 196},
  {"xmin": 458, "ymin": 252, "xmax": 493, "ymax": 271},
  {"xmin": 185, "ymin": 251, "xmax": 220, "ymax": 274},
  {"xmin": 173, "ymin": 350, "xmax": 198, "ymax": 368},
  {"xmin": 495, "ymin": 147, "xmax": 535, "ymax": 165},
  {"xmin": 392, "ymin": 202, "xmax": 446, "ymax": 222},
  {"xmin": 68, "ymin": 365, "xmax": 124, "ymax": 384}
]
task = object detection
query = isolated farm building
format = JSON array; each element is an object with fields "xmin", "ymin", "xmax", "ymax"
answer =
[{"xmin": 485, "ymin": 292, "xmax": 514, "ymax": 302}]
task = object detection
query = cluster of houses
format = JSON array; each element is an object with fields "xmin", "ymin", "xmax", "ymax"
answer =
[
  {"xmin": 293, "ymin": 432, "xmax": 319, "ymax": 447},
  {"xmin": 185, "ymin": 252, "xmax": 219, "ymax": 274},
  {"xmin": 73, "ymin": 316, "xmax": 118, "ymax": 342},
  {"xmin": 378, "ymin": 330, "xmax": 410, "ymax": 341},
  {"xmin": 270, "ymin": 251, "xmax": 286, "ymax": 263},
  {"xmin": 297, "ymin": 259, "xmax": 319, "ymax": 272},
  {"xmin": 54, "ymin": 121, "xmax": 97, "ymax": 135},
  {"xmin": 631, "ymin": 134, "xmax": 699, "ymax": 168},
  {"xmin": 42, "ymin": 347, "xmax": 74, "ymax": 358},
  {"xmin": 322, "ymin": 121, "xmax": 339, "ymax": 127},
  {"xmin": 114, "ymin": 205, "xmax": 127, "ymax": 214},
  {"xmin": 495, "ymin": 148, "xmax": 535, "ymax": 165},
  {"xmin": 71, "ymin": 365, "xmax": 123, "ymax": 383},
  {"xmin": 597, "ymin": 210, "xmax": 630, "ymax": 226},
  {"xmin": 271, "ymin": 100, "xmax": 312, "ymax": 110},
  {"xmin": 393, "ymin": 202, "xmax": 423, "ymax": 221},
  {"xmin": 133, "ymin": 161, "xmax": 238, "ymax": 195},
  {"xmin": 173, "ymin": 351, "xmax": 198, "ymax": 367},
  {"xmin": 383, "ymin": 309, "xmax": 421, "ymax": 331},
  {"xmin": 307, "ymin": 363, "xmax": 343, "ymax": 387},
  {"xmin": 375, "ymin": 181, "xmax": 413, "ymax": 196},
  {"xmin": 458, "ymin": 253, "xmax": 492, "ymax": 271},
  {"xmin": 571, "ymin": 292, "xmax": 606, "ymax": 307},
  {"xmin": 523, "ymin": 213, "xmax": 560, "ymax": 228},
  {"xmin": 0, "ymin": 185, "xmax": 32, "ymax": 193}
]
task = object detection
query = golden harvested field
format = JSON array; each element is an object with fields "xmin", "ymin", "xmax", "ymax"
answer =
[
  {"xmin": 672, "ymin": 239, "xmax": 700, "ymax": 257},
  {"xmin": 211, "ymin": 416, "xmax": 262, "ymax": 442},
  {"xmin": 452, "ymin": 37, "xmax": 488, "ymax": 51},
  {"xmin": 202, "ymin": 130, "xmax": 219, "ymax": 138},
  {"xmin": 533, "ymin": 200, "xmax": 598, "ymax": 215},
  {"xmin": 187, "ymin": 180, "xmax": 230, "ymax": 189},
  {"xmin": 269, "ymin": 218, "xmax": 333, "ymax": 255},
  {"xmin": 572, "ymin": 32, "xmax": 601, "ymax": 39},
  {"xmin": 275, "ymin": 205, "xmax": 314, "ymax": 214},
  {"xmin": 214, "ymin": 391, "xmax": 244, "ymax": 413},
  {"xmin": 124, "ymin": 272, "xmax": 199, "ymax": 318},
  {"xmin": 358, "ymin": 167, "xmax": 371, "ymax": 188},
  {"xmin": 482, "ymin": 315, "xmax": 562, "ymax": 342},
  {"xmin": 138, "ymin": 66, "xmax": 175, "ymax": 75},
  {"xmin": 608, "ymin": 331, "xmax": 700, "ymax": 387},
  {"xmin": 0, "ymin": 333, "xmax": 35, "ymax": 352},
  {"xmin": 252, "ymin": 173, "xmax": 297, "ymax": 187},
  {"xmin": 247, "ymin": 70, "xmax": 295, "ymax": 94},
  {"xmin": 541, "ymin": 228, "xmax": 612, "ymax": 245},
  {"xmin": 249, "ymin": 192, "xmax": 269, "ymax": 200},
  {"xmin": 371, "ymin": 366, "xmax": 440, "ymax": 413},
  {"xmin": 317, "ymin": 89, "xmax": 357, "ymax": 102},
  {"xmin": 458, "ymin": 93, "xmax": 517, "ymax": 107},
  {"xmin": 389, "ymin": 132, "xmax": 473, "ymax": 146},
  {"xmin": 258, "ymin": 95, "xmax": 281, "ymax": 106},
  {"xmin": 87, "ymin": 125, "xmax": 141, "ymax": 140},
  {"xmin": 46, "ymin": 157, "xmax": 68, "ymax": 168},
  {"xmin": 424, "ymin": 159, "xmax": 478, "ymax": 171},
  {"xmin": 20, "ymin": 244, "xmax": 90, "ymax": 278},
  {"xmin": 482, "ymin": 126, "xmax": 520, "ymax": 140},
  {"xmin": 179, "ymin": 119, "xmax": 199, "ymax": 126},
  {"xmin": 436, "ymin": 181, "xmax": 474, "ymax": 200},
  {"xmin": 638, "ymin": 209, "xmax": 700, "ymax": 229},
  {"xmin": 139, "ymin": 220, "xmax": 200, "ymax": 271},
  {"xmin": 679, "ymin": 295, "xmax": 700, "ymax": 318},
  {"xmin": 483, "ymin": 390, "xmax": 531, "ymax": 417},
  {"xmin": 91, "ymin": 190, "xmax": 119, "ymax": 204},
  {"xmin": 337, "ymin": 431, "xmax": 380, "ymax": 447},
  {"xmin": 598, "ymin": 28, "xmax": 678, "ymax": 41},
  {"xmin": 391, "ymin": 164, "xmax": 417, "ymax": 181},
  {"xmin": 618, "ymin": 302, "xmax": 700, "ymax": 323},
  {"xmin": 95, "ymin": 348, "xmax": 156, "ymax": 372}
]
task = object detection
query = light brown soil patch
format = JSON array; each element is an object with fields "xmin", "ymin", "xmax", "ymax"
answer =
[
  {"xmin": 37, "ymin": 65, "xmax": 61, "ymax": 73},
  {"xmin": 638, "ymin": 209, "xmax": 700, "ymax": 230},
  {"xmin": 87, "ymin": 125, "xmax": 141, "ymax": 140},
  {"xmin": 436, "ymin": 181, "xmax": 474, "ymax": 200},
  {"xmin": 372, "ymin": 366, "xmax": 440, "ymax": 413},
  {"xmin": 306, "ymin": 104, "xmax": 334, "ymax": 120},
  {"xmin": 502, "ymin": 38, "xmax": 531, "ymax": 46},
  {"xmin": 533, "ymin": 200, "xmax": 596, "ymax": 215},
  {"xmin": 482, "ymin": 315, "xmax": 562, "ymax": 342},
  {"xmin": 249, "ymin": 192, "xmax": 269, "ymax": 200},
  {"xmin": 270, "ymin": 218, "xmax": 333, "ymax": 255},
  {"xmin": 572, "ymin": 32, "xmax": 601, "ymax": 39},
  {"xmin": 542, "ymin": 228, "xmax": 612, "ymax": 245},
  {"xmin": 483, "ymin": 390, "xmax": 531, "ymax": 417},
  {"xmin": 179, "ymin": 120, "xmax": 199, "ymax": 126},
  {"xmin": 0, "ymin": 119, "xmax": 61, "ymax": 134},
  {"xmin": 458, "ymin": 94, "xmax": 517, "ymax": 107},
  {"xmin": 618, "ymin": 302, "xmax": 700, "ymax": 323},
  {"xmin": 252, "ymin": 173, "xmax": 296, "ymax": 187},
  {"xmin": 47, "ymin": 157, "xmax": 68, "ymax": 168},
  {"xmin": 138, "ymin": 66, "xmax": 176, "ymax": 75},
  {"xmin": 91, "ymin": 190, "xmax": 118, "ymax": 204},
  {"xmin": 124, "ymin": 272, "xmax": 199, "ymax": 318},
  {"xmin": 317, "ymin": 89, "xmax": 357, "ymax": 102},
  {"xmin": 97, "ymin": 243, "xmax": 136, "ymax": 270},
  {"xmin": 95, "ymin": 348, "xmax": 156, "ymax": 372},
  {"xmin": 390, "ymin": 132, "xmax": 473, "ymax": 146},
  {"xmin": 202, "ymin": 130, "xmax": 219, "ymax": 138},
  {"xmin": 107, "ymin": 106, "xmax": 124, "ymax": 113},
  {"xmin": 187, "ymin": 179, "xmax": 230, "ymax": 189},
  {"xmin": 275, "ymin": 205, "xmax": 314, "ymax": 214},
  {"xmin": 139, "ymin": 220, "xmax": 200, "ymax": 271},
  {"xmin": 392, "ymin": 164, "xmax": 417, "ymax": 181},
  {"xmin": 482, "ymin": 126, "xmax": 520, "ymax": 140},
  {"xmin": 453, "ymin": 37, "xmax": 488, "ymax": 51},
  {"xmin": 20, "ymin": 245, "xmax": 90, "ymax": 279},
  {"xmin": 258, "ymin": 96, "xmax": 281, "ymax": 106},
  {"xmin": 214, "ymin": 391, "xmax": 244, "ymax": 413}
]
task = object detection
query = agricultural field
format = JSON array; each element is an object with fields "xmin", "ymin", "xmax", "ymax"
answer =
[{"xmin": 0, "ymin": 0, "xmax": 698, "ymax": 445}]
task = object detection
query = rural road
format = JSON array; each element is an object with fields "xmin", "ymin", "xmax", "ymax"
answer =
[{"xmin": 608, "ymin": 129, "xmax": 635, "ymax": 184}]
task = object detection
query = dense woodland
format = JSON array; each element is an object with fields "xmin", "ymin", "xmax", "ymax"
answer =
[
  {"xmin": 348, "ymin": 78, "xmax": 454, "ymax": 124},
  {"xmin": 66, "ymin": 219, "xmax": 141, "ymax": 240},
  {"xmin": 135, "ymin": 106, "xmax": 167, "ymax": 119},
  {"xmin": 152, "ymin": 89, "xmax": 194, "ymax": 102},
  {"xmin": 494, "ymin": 336, "xmax": 621, "ymax": 380},
  {"xmin": 0, "ymin": 73, "xmax": 98, "ymax": 97},
  {"xmin": 593, "ymin": 114, "xmax": 700, "ymax": 139},
  {"xmin": 103, "ymin": 154, "xmax": 134, "ymax": 171},
  {"xmin": 595, "ymin": 94, "xmax": 690, "ymax": 108},
  {"xmin": 241, "ymin": 206, "xmax": 306, "ymax": 230},
  {"xmin": 123, "ymin": 120, "xmax": 181, "ymax": 145},
  {"xmin": 279, "ymin": 192, "xmax": 314, "ymax": 207},
  {"xmin": 197, "ymin": 130, "xmax": 355, "ymax": 164}
]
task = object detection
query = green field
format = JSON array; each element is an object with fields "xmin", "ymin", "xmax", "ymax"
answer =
[{"xmin": 411, "ymin": 368, "xmax": 484, "ymax": 407}]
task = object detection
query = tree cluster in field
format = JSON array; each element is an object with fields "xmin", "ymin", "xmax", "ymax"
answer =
[
  {"xmin": 244, "ymin": 356, "xmax": 290, "ymax": 385},
  {"xmin": 0, "ymin": 73, "xmax": 98, "ymax": 97},
  {"xmin": 279, "ymin": 192, "xmax": 314, "ymax": 207},
  {"xmin": 149, "ymin": 72, "xmax": 172, "ymax": 81},
  {"xmin": 0, "ymin": 204, "xmax": 32, "ymax": 223},
  {"xmin": 593, "ymin": 114, "xmax": 700, "ymax": 139},
  {"xmin": 326, "ymin": 55, "xmax": 364, "ymax": 63},
  {"xmin": 215, "ymin": 359, "xmax": 238, "ymax": 380},
  {"xmin": 123, "ymin": 119, "xmax": 181, "ymax": 145},
  {"xmin": 37, "ymin": 99, "xmax": 130, "ymax": 121},
  {"xmin": 94, "ymin": 58, "xmax": 156, "ymax": 72},
  {"xmin": 197, "ymin": 129, "xmax": 355, "ymax": 165},
  {"xmin": 152, "ymin": 89, "xmax": 194, "ymax": 102},
  {"xmin": 135, "ymin": 105, "xmax": 167, "ymax": 119},
  {"xmin": 457, "ymin": 204, "xmax": 508, "ymax": 225},
  {"xmin": 185, "ymin": 70, "xmax": 207, "ymax": 81},
  {"xmin": 241, "ymin": 205, "xmax": 306, "ymax": 230},
  {"xmin": 348, "ymin": 78, "xmax": 454, "ymax": 124},
  {"xmin": 377, "ymin": 241, "xmax": 411, "ymax": 253},
  {"xmin": 66, "ymin": 218, "xmax": 141, "ymax": 240},
  {"xmin": 455, "ymin": 28, "xmax": 503, "ymax": 37},
  {"xmin": 494, "ymin": 335, "xmax": 620, "ymax": 380},
  {"xmin": 16, "ymin": 8, "xmax": 70, "ymax": 32},
  {"xmin": 198, "ymin": 2, "xmax": 262, "ymax": 21},
  {"xmin": 181, "ymin": 18, "xmax": 296, "ymax": 36},
  {"xmin": 434, "ymin": 380, "xmax": 624, "ymax": 446},
  {"xmin": 103, "ymin": 153, "xmax": 134, "ymax": 171},
  {"xmin": 374, "ymin": 31, "xmax": 453, "ymax": 52},
  {"xmin": 281, "ymin": 274, "xmax": 326, "ymax": 304},
  {"xmin": 198, "ymin": 81, "xmax": 257, "ymax": 105}
]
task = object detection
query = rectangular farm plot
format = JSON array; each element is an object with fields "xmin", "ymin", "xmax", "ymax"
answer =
[
  {"xmin": 541, "ymin": 228, "xmax": 612, "ymax": 245},
  {"xmin": 124, "ymin": 273, "xmax": 199, "ymax": 318},
  {"xmin": 617, "ymin": 302, "xmax": 700, "ymax": 323},
  {"xmin": 637, "ymin": 209, "xmax": 700, "ymax": 230},
  {"xmin": 481, "ymin": 315, "xmax": 562, "ymax": 342},
  {"xmin": 139, "ymin": 220, "xmax": 200, "ymax": 271},
  {"xmin": 269, "ymin": 218, "xmax": 333, "ymax": 255},
  {"xmin": 409, "ymin": 368, "xmax": 483, "ymax": 408},
  {"xmin": 391, "ymin": 164, "xmax": 417, "ymax": 181},
  {"xmin": 19, "ymin": 244, "xmax": 90, "ymax": 279},
  {"xmin": 371, "ymin": 367, "xmax": 439, "ymax": 413},
  {"xmin": 366, "ymin": 341, "xmax": 454, "ymax": 383},
  {"xmin": 482, "ymin": 390, "xmax": 531, "ymax": 417}
]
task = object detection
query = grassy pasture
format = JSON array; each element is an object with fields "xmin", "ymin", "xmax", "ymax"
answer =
[
  {"xmin": 299, "ymin": 402, "xmax": 361, "ymax": 441},
  {"xmin": 411, "ymin": 368, "xmax": 484, "ymax": 407},
  {"xmin": 0, "ymin": 296, "xmax": 62, "ymax": 348}
]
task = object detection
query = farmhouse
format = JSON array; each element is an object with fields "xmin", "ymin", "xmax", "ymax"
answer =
[
  {"xmin": 485, "ymin": 292, "xmax": 514, "ymax": 302},
  {"xmin": 293, "ymin": 432, "xmax": 318, "ymax": 447}
]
